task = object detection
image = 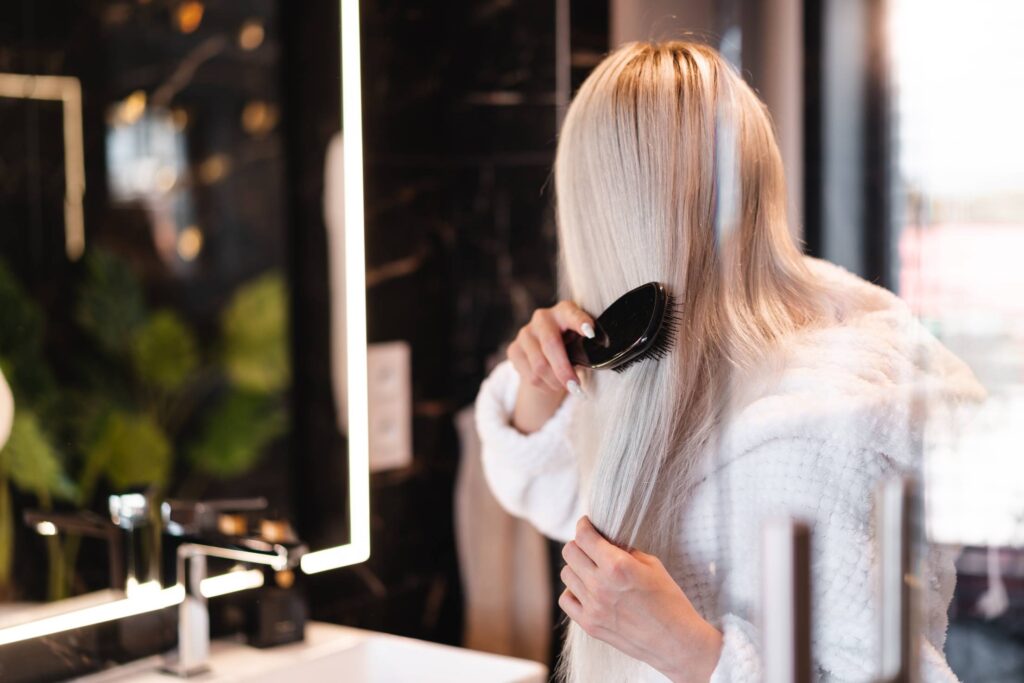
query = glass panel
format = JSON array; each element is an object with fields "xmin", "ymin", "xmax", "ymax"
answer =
[{"xmin": 891, "ymin": 0, "xmax": 1024, "ymax": 678}]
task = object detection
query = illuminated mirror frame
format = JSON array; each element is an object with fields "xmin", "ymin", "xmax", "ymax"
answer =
[
  {"xmin": 300, "ymin": 0, "xmax": 371, "ymax": 574},
  {"xmin": 0, "ymin": 73, "xmax": 85, "ymax": 261},
  {"xmin": 0, "ymin": 0, "xmax": 368, "ymax": 646}
]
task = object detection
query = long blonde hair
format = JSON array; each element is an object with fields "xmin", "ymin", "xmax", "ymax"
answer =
[{"xmin": 555, "ymin": 41, "xmax": 840, "ymax": 681}]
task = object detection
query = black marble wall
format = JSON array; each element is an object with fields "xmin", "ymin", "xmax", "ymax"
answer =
[
  {"xmin": 0, "ymin": 0, "xmax": 609, "ymax": 674},
  {"xmin": 289, "ymin": 0, "xmax": 608, "ymax": 659}
]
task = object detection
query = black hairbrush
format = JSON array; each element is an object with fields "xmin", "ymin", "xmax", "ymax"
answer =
[{"xmin": 563, "ymin": 282, "xmax": 679, "ymax": 373}]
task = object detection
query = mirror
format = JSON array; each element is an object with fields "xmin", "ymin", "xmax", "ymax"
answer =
[{"xmin": 0, "ymin": 0, "xmax": 369, "ymax": 665}]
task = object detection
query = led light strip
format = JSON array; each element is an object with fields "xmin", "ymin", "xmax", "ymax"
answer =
[
  {"xmin": 198, "ymin": 568, "xmax": 265, "ymax": 599},
  {"xmin": 0, "ymin": 73, "xmax": 85, "ymax": 261},
  {"xmin": 0, "ymin": 586, "xmax": 185, "ymax": 647},
  {"xmin": 301, "ymin": 0, "xmax": 371, "ymax": 575},
  {"xmin": 0, "ymin": 565, "xmax": 277, "ymax": 647}
]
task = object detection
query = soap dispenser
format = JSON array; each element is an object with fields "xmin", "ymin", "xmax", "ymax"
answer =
[{"xmin": 245, "ymin": 519, "xmax": 307, "ymax": 647}]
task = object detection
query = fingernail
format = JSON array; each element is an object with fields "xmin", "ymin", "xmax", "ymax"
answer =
[
  {"xmin": 566, "ymin": 380, "xmax": 584, "ymax": 397},
  {"xmin": 581, "ymin": 323, "xmax": 595, "ymax": 339}
]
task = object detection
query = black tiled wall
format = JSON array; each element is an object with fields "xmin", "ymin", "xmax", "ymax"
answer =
[{"xmin": 288, "ymin": 0, "xmax": 608, "ymax": 649}]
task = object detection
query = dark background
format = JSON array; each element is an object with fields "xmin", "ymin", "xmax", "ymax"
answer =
[
  {"xmin": 289, "ymin": 0, "xmax": 609, "ymax": 656},
  {"xmin": 0, "ymin": 0, "xmax": 608, "ymax": 668},
  {"xmin": 2, "ymin": 1, "xmax": 1020, "ymax": 682}
]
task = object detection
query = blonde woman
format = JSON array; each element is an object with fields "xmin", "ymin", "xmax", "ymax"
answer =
[{"xmin": 475, "ymin": 41, "xmax": 984, "ymax": 682}]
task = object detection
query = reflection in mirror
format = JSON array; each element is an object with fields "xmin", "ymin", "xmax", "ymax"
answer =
[
  {"xmin": 0, "ymin": 73, "xmax": 84, "ymax": 261},
  {"xmin": 0, "ymin": 0, "xmax": 368, "ymax": 677},
  {"xmin": 0, "ymin": 0, "xmax": 293, "ymax": 606}
]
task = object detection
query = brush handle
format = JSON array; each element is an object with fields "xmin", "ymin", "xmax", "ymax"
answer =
[
  {"xmin": 563, "ymin": 326, "xmax": 610, "ymax": 368},
  {"xmin": 562, "ymin": 330, "xmax": 591, "ymax": 367}
]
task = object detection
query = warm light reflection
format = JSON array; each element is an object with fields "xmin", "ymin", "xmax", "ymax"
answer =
[
  {"xmin": 117, "ymin": 90, "xmax": 147, "ymax": 126},
  {"xmin": 239, "ymin": 20, "xmax": 265, "ymax": 51},
  {"xmin": 176, "ymin": 1, "xmax": 205, "ymax": 34},
  {"xmin": 172, "ymin": 107, "xmax": 189, "ymax": 131},
  {"xmin": 177, "ymin": 225, "xmax": 204, "ymax": 261},
  {"xmin": 198, "ymin": 153, "xmax": 230, "ymax": 184},
  {"xmin": 155, "ymin": 165, "xmax": 178, "ymax": 192},
  {"xmin": 241, "ymin": 100, "xmax": 279, "ymax": 136}
]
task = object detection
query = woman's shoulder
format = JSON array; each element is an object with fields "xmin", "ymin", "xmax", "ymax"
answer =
[{"xmin": 711, "ymin": 258, "xmax": 985, "ymax": 480}]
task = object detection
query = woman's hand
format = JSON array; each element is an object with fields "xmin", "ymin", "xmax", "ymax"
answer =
[
  {"xmin": 509, "ymin": 301, "xmax": 595, "ymax": 433},
  {"xmin": 559, "ymin": 517, "xmax": 723, "ymax": 683},
  {"xmin": 508, "ymin": 301, "xmax": 595, "ymax": 395}
]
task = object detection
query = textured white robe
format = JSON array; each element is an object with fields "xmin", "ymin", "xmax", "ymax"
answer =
[{"xmin": 474, "ymin": 258, "xmax": 986, "ymax": 682}]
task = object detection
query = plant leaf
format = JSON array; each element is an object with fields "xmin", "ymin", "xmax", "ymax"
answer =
[
  {"xmin": 76, "ymin": 250, "xmax": 146, "ymax": 355},
  {"xmin": 0, "ymin": 411, "xmax": 76, "ymax": 501},
  {"xmin": 222, "ymin": 272, "xmax": 290, "ymax": 394},
  {"xmin": 0, "ymin": 261, "xmax": 58, "ymax": 410},
  {"xmin": 131, "ymin": 310, "xmax": 199, "ymax": 392},
  {"xmin": 87, "ymin": 411, "xmax": 171, "ymax": 491},
  {"xmin": 187, "ymin": 390, "xmax": 287, "ymax": 479},
  {"xmin": 0, "ymin": 262, "xmax": 44, "ymax": 358}
]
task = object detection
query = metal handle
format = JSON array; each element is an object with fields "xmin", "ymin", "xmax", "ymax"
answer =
[
  {"xmin": 162, "ymin": 497, "xmax": 269, "ymax": 535},
  {"xmin": 166, "ymin": 539, "xmax": 304, "ymax": 677},
  {"xmin": 762, "ymin": 516, "xmax": 812, "ymax": 683},
  {"xmin": 877, "ymin": 476, "xmax": 920, "ymax": 683}
]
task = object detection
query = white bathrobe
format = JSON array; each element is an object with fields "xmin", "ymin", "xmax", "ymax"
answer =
[{"xmin": 474, "ymin": 257, "xmax": 986, "ymax": 682}]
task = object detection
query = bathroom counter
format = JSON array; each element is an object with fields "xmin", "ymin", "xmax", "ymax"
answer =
[{"xmin": 74, "ymin": 621, "xmax": 548, "ymax": 682}]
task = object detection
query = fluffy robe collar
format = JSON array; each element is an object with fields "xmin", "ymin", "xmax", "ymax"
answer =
[{"xmin": 708, "ymin": 257, "xmax": 987, "ymax": 475}]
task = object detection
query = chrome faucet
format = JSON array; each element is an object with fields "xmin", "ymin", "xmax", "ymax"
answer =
[
  {"xmin": 31, "ymin": 493, "xmax": 307, "ymax": 676},
  {"xmin": 163, "ymin": 536, "xmax": 307, "ymax": 677},
  {"xmin": 162, "ymin": 497, "xmax": 270, "ymax": 536},
  {"xmin": 23, "ymin": 508, "xmax": 126, "ymax": 590},
  {"xmin": 109, "ymin": 491, "xmax": 162, "ymax": 590}
]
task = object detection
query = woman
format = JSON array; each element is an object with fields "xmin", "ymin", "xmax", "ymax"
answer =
[{"xmin": 475, "ymin": 41, "xmax": 984, "ymax": 682}]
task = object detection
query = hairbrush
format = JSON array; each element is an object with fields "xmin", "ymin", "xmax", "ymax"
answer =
[{"xmin": 563, "ymin": 282, "xmax": 679, "ymax": 373}]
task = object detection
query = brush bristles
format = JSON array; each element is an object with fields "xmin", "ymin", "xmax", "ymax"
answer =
[{"xmin": 612, "ymin": 293, "xmax": 681, "ymax": 373}]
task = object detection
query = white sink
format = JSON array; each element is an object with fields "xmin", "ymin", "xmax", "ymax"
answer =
[{"xmin": 76, "ymin": 622, "xmax": 548, "ymax": 682}]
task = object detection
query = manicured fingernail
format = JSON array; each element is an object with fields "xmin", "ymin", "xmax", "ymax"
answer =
[
  {"xmin": 566, "ymin": 380, "xmax": 584, "ymax": 397},
  {"xmin": 581, "ymin": 323, "xmax": 595, "ymax": 339}
]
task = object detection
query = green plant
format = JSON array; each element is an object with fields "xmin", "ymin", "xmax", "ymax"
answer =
[
  {"xmin": 222, "ymin": 272, "xmax": 291, "ymax": 393},
  {"xmin": 0, "ymin": 411, "xmax": 77, "ymax": 598},
  {"xmin": 131, "ymin": 311, "xmax": 200, "ymax": 393},
  {"xmin": 0, "ymin": 249, "xmax": 290, "ymax": 600},
  {"xmin": 0, "ymin": 265, "xmax": 71, "ymax": 599}
]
